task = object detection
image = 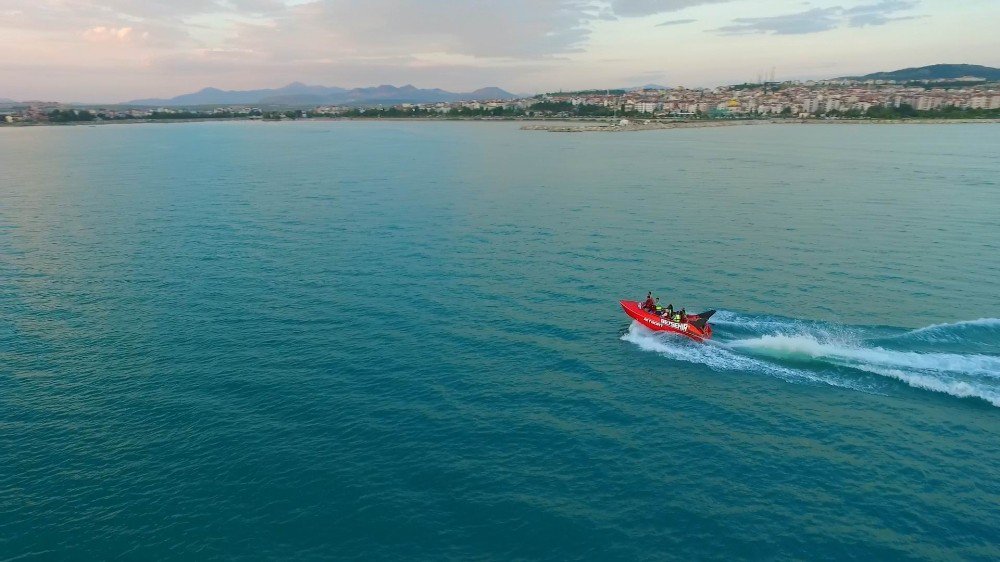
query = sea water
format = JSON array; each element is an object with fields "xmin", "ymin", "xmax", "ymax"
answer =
[{"xmin": 1, "ymin": 121, "xmax": 998, "ymax": 560}]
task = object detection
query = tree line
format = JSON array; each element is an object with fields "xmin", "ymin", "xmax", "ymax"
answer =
[{"xmin": 41, "ymin": 102, "xmax": 998, "ymax": 124}]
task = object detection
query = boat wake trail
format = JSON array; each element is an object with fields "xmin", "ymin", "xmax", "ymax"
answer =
[
  {"xmin": 623, "ymin": 311, "xmax": 1000, "ymax": 407},
  {"xmin": 621, "ymin": 324, "xmax": 869, "ymax": 393},
  {"xmin": 892, "ymin": 318, "xmax": 1000, "ymax": 352}
]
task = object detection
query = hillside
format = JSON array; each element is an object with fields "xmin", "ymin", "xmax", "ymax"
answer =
[
  {"xmin": 127, "ymin": 83, "xmax": 517, "ymax": 106},
  {"xmin": 843, "ymin": 64, "xmax": 1000, "ymax": 82}
]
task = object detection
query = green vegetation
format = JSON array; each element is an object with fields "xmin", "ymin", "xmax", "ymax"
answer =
[
  {"xmin": 303, "ymin": 102, "xmax": 625, "ymax": 119},
  {"xmin": 864, "ymin": 103, "xmax": 918, "ymax": 119},
  {"xmin": 47, "ymin": 109, "xmax": 95, "ymax": 122},
  {"xmin": 23, "ymin": 98, "xmax": 999, "ymax": 126},
  {"xmin": 450, "ymin": 106, "xmax": 522, "ymax": 117},
  {"xmin": 858, "ymin": 104, "xmax": 1000, "ymax": 119},
  {"xmin": 149, "ymin": 110, "xmax": 241, "ymax": 119},
  {"xmin": 913, "ymin": 106, "xmax": 1000, "ymax": 118},
  {"xmin": 731, "ymin": 82, "xmax": 783, "ymax": 91},
  {"xmin": 787, "ymin": 103, "xmax": 1000, "ymax": 120},
  {"xmin": 907, "ymin": 80, "xmax": 989, "ymax": 90},
  {"xmin": 314, "ymin": 106, "xmax": 527, "ymax": 118},
  {"xmin": 823, "ymin": 108, "xmax": 865, "ymax": 118},
  {"xmin": 575, "ymin": 104, "xmax": 616, "ymax": 117},
  {"xmin": 847, "ymin": 63, "xmax": 1000, "ymax": 82},
  {"xmin": 536, "ymin": 89, "xmax": 628, "ymax": 97},
  {"xmin": 527, "ymin": 101, "xmax": 574, "ymax": 113}
]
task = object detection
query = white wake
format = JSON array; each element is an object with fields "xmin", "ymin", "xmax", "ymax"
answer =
[
  {"xmin": 620, "ymin": 323, "xmax": 865, "ymax": 392},
  {"xmin": 729, "ymin": 334, "xmax": 1000, "ymax": 407},
  {"xmin": 622, "ymin": 315, "xmax": 1000, "ymax": 407}
]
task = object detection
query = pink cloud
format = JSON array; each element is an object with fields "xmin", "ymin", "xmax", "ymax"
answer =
[{"xmin": 83, "ymin": 26, "xmax": 148, "ymax": 43}]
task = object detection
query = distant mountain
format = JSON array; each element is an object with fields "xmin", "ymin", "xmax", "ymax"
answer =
[
  {"xmin": 126, "ymin": 82, "xmax": 346, "ymax": 106},
  {"xmin": 126, "ymin": 82, "xmax": 517, "ymax": 106},
  {"xmin": 842, "ymin": 64, "xmax": 1000, "ymax": 82},
  {"xmin": 466, "ymin": 87, "xmax": 518, "ymax": 100},
  {"xmin": 0, "ymin": 97, "xmax": 15, "ymax": 104}
]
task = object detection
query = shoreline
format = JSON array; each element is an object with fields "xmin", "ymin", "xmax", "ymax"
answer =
[
  {"xmin": 521, "ymin": 118, "xmax": 1000, "ymax": 132},
  {"xmin": 2, "ymin": 116, "xmax": 998, "ymax": 130}
]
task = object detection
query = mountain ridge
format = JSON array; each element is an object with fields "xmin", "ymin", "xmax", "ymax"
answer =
[
  {"xmin": 840, "ymin": 64, "xmax": 1000, "ymax": 81},
  {"xmin": 126, "ymin": 83, "xmax": 517, "ymax": 106}
]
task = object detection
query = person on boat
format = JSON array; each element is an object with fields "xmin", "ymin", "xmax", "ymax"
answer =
[
  {"xmin": 643, "ymin": 292, "xmax": 655, "ymax": 311},
  {"xmin": 654, "ymin": 298, "xmax": 664, "ymax": 314},
  {"xmin": 679, "ymin": 309, "xmax": 687, "ymax": 323},
  {"xmin": 665, "ymin": 304, "xmax": 674, "ymax": 318}
]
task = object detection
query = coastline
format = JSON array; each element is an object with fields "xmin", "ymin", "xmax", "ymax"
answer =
[
  {"xmin": 2, "ymin": 116, "xmax": 998, "ymax": 131},
  {"xmin": 521, "ymin": 120, "xmax": 764, "ymax": 132},
  {"xmin": 521, "ymin": 118, "xmax": 1000, "ymax": 132},
  {"xmin": 0, "ymin": 116, "xmax": 590, "ymax": 128}
]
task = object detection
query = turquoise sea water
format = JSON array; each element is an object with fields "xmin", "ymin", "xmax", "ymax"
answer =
[{"xmin": 1, "ymin": 121, "xmax": 998, "ymax": 560}]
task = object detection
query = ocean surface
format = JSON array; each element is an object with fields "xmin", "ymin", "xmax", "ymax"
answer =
[{"xmin": 1, "ymin": 121, "xmax": 998, "ymax": 560}]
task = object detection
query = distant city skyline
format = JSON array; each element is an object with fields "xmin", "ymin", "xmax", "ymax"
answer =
[{"xmin": 2, "ymin": 0, "xmax": 999, "ymax": 103}]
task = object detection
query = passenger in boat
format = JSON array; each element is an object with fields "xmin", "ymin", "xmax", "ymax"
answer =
[
  {"xmin": 679, "ymin": 309, "xmax": 687, "ymax": 323},
  {"xmin": 654, "ymin": 298, "xmax": 663, "ymax": 313},
  {"xmin": 643, "ymin": 292, "xmax": 655, "ymax": 311},
  {"xmin": 672, "ymin": 311, "xmax": 681, "ymax": 322},
  {"xmin": 665, "ymin": 304, "xmax": 674, "ymax": 318}
]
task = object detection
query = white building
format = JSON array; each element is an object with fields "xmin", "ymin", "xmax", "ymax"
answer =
[
  {"xmin": 914, "ymin": 96, "xmax": 943, "ymax": 111},
  {"xmin": 634, "ymin": 101, "xmax": 659, "ymax": 113}
]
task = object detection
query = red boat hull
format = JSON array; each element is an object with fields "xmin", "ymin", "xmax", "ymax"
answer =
[{"xmin": 620, "ymin": 300, "xmax": 713, "ymax": 342}]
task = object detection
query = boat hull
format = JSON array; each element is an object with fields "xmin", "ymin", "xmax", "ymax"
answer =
[{"xmin": 620, "ymin": 300, "xmax": 713, "ymax": 342}]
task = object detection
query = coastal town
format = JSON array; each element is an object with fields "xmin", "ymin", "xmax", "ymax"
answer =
[
  {"xmin": 537, "ymin": 79, "xmax": 1000, "ymax": 117},
  {"xmin": 3, "ymin": 77, "xmax": 999, "ymax": 125}
]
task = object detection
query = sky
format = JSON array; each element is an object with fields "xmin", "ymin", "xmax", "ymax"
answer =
[{"xmin": 1, "ymin": 0, "xmax": 999, "ymax": 102}]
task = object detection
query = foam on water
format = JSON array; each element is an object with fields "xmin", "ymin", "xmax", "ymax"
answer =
[
  {"xmin": 860, "ymin": 366, "xmax": 1000, "ymax": 408},
  {"xmin": 730, "ymin": 334, "xmax": 1000, "ymax": 378},
  {"xmin": 908, "ymin": 317, "xmax": 1000, "ymax": 332},
  {"xmin": 710, "ymin": 309, "xmax": 821, "ymax": 334},
  {"xmin": 730, "ymin": 334, "xmax": 1000, "ymax": 406},
  {"xmin": 620, "ymin": 323, "xmax": 865, "ymax": 392},
  {"xmin": 897, "ymin": 317, "xmax": 1000, "ymax": 343},
  {"xmin": 710, "ymin": 309, "xmax": 863, "ymax": 342},
  {"xmin": 624, "ymin": 312, "xmax": 1000, "ymax": 408}
]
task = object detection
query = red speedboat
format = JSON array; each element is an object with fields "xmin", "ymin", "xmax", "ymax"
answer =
[{"xmin": 620, "ymin": 300, "xmax": 716, "ymax": 342}]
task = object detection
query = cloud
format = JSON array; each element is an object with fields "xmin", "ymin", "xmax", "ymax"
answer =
[
  {"xmin": 0, "ymin": 1, "xmax": 196, "ymax": 49},
  {"xmin": 6, "ymin": 0, "xmax": 918, "ymax": 64},
  {"xmin": 222, "ymin": 0, "xmax": 602, "ymax": 62},
  {"xmin": 0, "ymin": 0, "xmax": 617, "ymax": 73},
  {"xmin": 656, "ymin": 18, "xmax": 697, "ymax": 26},
  {"xmin": 0, "ymin": 0, "xmax": 950, "ymax": 101},
  {"xmin": 83, "ymin": 26, "xmax": 146, "ymax": 43},
  {"xmin": 844, "ymin": 0, "xmax": 920, "ymax": 26},
  {"xmin": 715, "ymin": 7, "xmax": 842, "ymax": 35},
  {"xmin": 713, "ymin": 1, "xmax": 920, "ymax": 35},
  {"xmin": 78, "ymin": 0, "xmax": 284, "ymax": 20},
  {"xmin": 610, "ymin": 0, "xmax": 733, "ymax": 17}
]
